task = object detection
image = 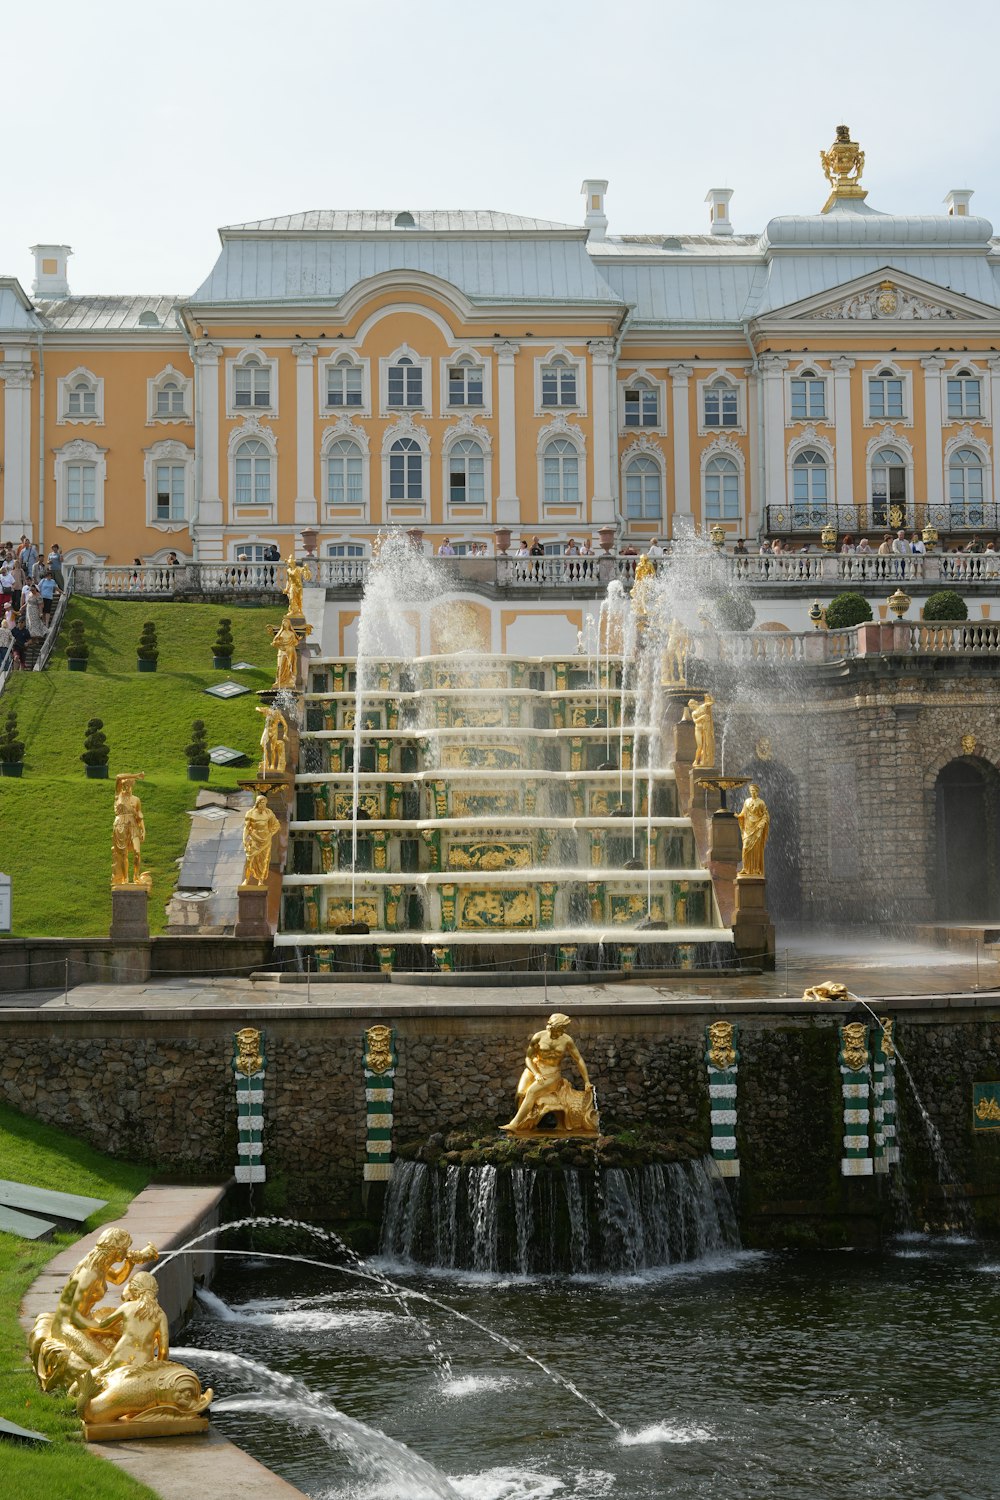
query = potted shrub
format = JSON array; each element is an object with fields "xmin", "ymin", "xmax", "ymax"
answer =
[
  {"xmin": 136, "ymin": 620, "xmax": 159, "ymax": 673},
  {"xmin": 65, "ymin": 618, "xmax": 89, "ymax": 672},
  {"xmin": 824, "ymin": 592, "xmax": 874, "ymax": 630},
  {"xmin": 0, "ymin": 710, "xmax": 25, "ymax": 778},
  {"xmin": 213, "ymin": 617, "xmax": 234, "ymax": 670},
  {"xmin": 923, "ymin": 590, "xmax": 968, "ymax": 623},
  {"xmin": 186, "ymin": 719, "xmax": 210, "ymax": 781},
  {"xmin": 81, "ymin": 718, "xmax": 110, "ymax": 779}
]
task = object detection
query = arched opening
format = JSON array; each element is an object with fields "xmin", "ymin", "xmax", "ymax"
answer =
[
  {"xmin": 934, "ymin": 757, "xmax": 1000, "ymax": 920},
  {"xmin": 745, "ymin": 756, "xmax": 802, "ymax": 922}
]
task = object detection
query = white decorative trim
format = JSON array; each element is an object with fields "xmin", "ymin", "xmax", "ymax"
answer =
[
  {"xmin": 53, "ymin": 438, "xmax": 107, "ymax": 531},
  {"xmin": 379, "ymin": 342, "xmax": 432, "ymax": 418},
  {"xmin": 57, "ymin": 366, "xmax": 104, "ymax": 426},
  {"xmin": 441, "ymin": 345, "xmax": 493, "ymax": 418},
  {"xmin": 227, "ymin": 413, "xmax": 277, "ymax": 455},
  {"xmin": 784, "ymin": 361, "xmax": 831, "ymax": 427},
  {"xmin": 620, "ymin": 435, "xmax": 666, "ymax": 524},
  {"xmin": 536, "ymin": 414, "xmax": 586, "ymax": 455},
  {"xmin": 865, "ymin": 426, "xmax": 914, "ymax": 516},
  {"xmin": 696, "ymin": 368, "xmax": 746, "ymax": 437},
  {"xmin": 944, "ymin": 426, "xmax": 993, "ymax": 506},
  {"xmin": 144, "ymin": 438, "xmax": 194, "ymax": 531},
  {"xmin": 618, "ymin": 367, "xmax": 667, "ymax": 435},
  {"xmin": 533, "ymin": 344, "xmax": 587, "ymax": 418},
  {"xmin": 227, "ymin": 415, "xmax": 278, "ymax": 520},
  {"xmin": 318, "ymin": 347, "xmax": 371, "ymax": 419},
  {"xmin": 787, "ymin": 427, "xmax": 835, "ymax": 515},
  {"xmin": 442, "ymin": 413, "xmax": 493, "ymax": 454},
  {"xmin": 815, "ymin": 282, "xmax": 959, "ymax": 322},
  {"xmin": 146, "ymin": 363, "xmax": 192, "ymax": 425},
  {"xmin": 226, "ymin": 345, "xmax": 279, "ymax": 419},
  {"xmin": 863, "ymin": 361, "xmax": 913, "ymax": 428},
  {"xmin": 322, "ymin": 417, "xmax": 370, "ymax": 518},
  {"xmin": 442, "ymin": 416, "xmax": 493, "ymax": 518},
  {"xmin": 700, "ymin": 433, "xmax": 746, "ymax": 529},
  {"xmin": 943, "ymin": 360, "xmax": 991, "ymax": 427},
  {"xmin": 62, "ymin": 547, "xmax": 109, "ymax": 565},
  {"xmin": 537, "ymin": 416, "xmax": 587, "ymax": 514},
  {"xmin": 381, "ymin": 411, "xmax": 430, "ymax": 513}
]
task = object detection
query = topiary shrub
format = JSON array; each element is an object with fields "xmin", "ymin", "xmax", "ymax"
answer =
[
  {"xmin": 213, "ymin": 617, "xmax": 234, "ymax": 667},
  {"xmin": 824, "ymin": 592, "xmax": 873, "ymax": 630},
  {"xmin": 923, "ymin": 590, "xmax": 968, "ymax": 623},
  {"xmin": 136, "ymin": 620, "xmax": 159, "ymax": 669},
  {"xmin": 65, "ymin": 618, "xmax": 89, "ymax": 663},
  {"xmin": 186, "ymin": 719, "xmax": 210, "ymax": 780},
  {"xmin": 81, "ymin": 717, "xmax": 109, "ymax": 777},
  {"xmin": 0, "ymin": 710, "xmax": 25, "ymax": 775}
]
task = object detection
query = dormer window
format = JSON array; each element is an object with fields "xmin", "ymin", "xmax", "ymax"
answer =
[
  {"xmin": 947, "ymin": 369, "xmax": 982, "ymax": 420},
  {"xmin": 388, "ymin": 356, "xmax": 423, "ymax": 408},
  {"xmin": 234, "ymin": 357, "xmax": 270, "ymax": 408},
  {"xmin": 624, "ymin": 379, "xmax": 658, "ymax": 428},
  {"xmin": 869, "ymin": 369, "xmax": 904, "ymax": 420},
  {"xmin": 448, "ymin": 358, "xmax": 484, "ymax": 407},
  {"xmin": 156, "ymin": 380, "xmax": 186, "ymax": 417},
  {"xmin": 790, "ymin": 370, "xmax": 826, "ymax": 421},
  {"xmin": 703, "ymin": 379, "xmax": 738, "ymax": 428},
  {"xmin": 541, "ymin": 357, "xmax": 577, "ymax": 408},
  {"xmin": 327, "ymin": 357, "xmax": 363, "ymax": 408}
]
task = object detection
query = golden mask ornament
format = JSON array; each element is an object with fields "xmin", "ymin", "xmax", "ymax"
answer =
[
  {"xmin": 365, "ymin": 1024, "xmax": 394, "ymax": 1075},
  {"xmin": 707, "ymin": 1019, "xmax": 737, "ymax": 1071},
  {"xmin": 841, "ymin": 1021, "xmax": 870, "ymax": 1073},
  {"xmin": 235, "ymin": 1027, "xmax": 263, "ymax": 1076}
]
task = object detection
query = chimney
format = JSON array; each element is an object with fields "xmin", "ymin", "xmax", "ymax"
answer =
[
  {"xmin": 30, "ymin": 244, "xmax": 72, "ymax": 299},
  {"xmin": 581, "ymin": 179, "xmax": 608, "ymax": 242},
  {"xmin": 944, "ymin": 189, "xmax": 973, "ymax": 218},
  {"xmin": 705, "ymin": 188, "xmax": 734, "ymax": 236}
]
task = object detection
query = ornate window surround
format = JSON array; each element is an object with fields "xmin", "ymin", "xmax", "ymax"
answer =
[
  {"xmin": 699, "ymin": 433, "xmax": 745, "ymax": 527},
  {"xmin": 57, "ymin": 366, "xmax": 104, "ymax": 426},
  {"xmin": 442, "ymin": 415, "xmax": 493, "ymax": 517},
  {"xmin": 144, "ymin": 438, "xmax": 194, "ymax": 531},
  {"xmin": 318, "ymin": 347, "xmax": 371, "ymax": 419},
  {"xmin": 441, "ymin": 346, "xmax": 493, "ymax": 417},
  {"xmin": 785, "ymin": 426, "xmax": 835, "ymax": 505},
  {"xmin": 537, "ymin": 415, "xmax": 587, "ymax": 512},
  {"xmin": 227, "ymin": 414, "xmax": 278, "ymax": 520},
  {"xmin": 864, "ymin": 425, "xmax": 914, "ymax": 506},
  {"xmin": 944, "ymin": 425, "xmax": 992, "ymax": 496},
  {"xmin": 226, "ymin": 345, "xmax": 279, "ymax": 419},
  {"xmin": 53, "ymin": 438, "xmax": 107, "ymax": 531},
  {"xmin": 321, "ymin": 415, "xmax": 370, "ymax": 517},
  {"xmin": 146, "ymin": 364, "xmax": 192, "ymax": 425},
  {"xmin": 944, "ymin": 359, "xmax": 990, "ymax": 425},
  {"xmin": 620, "ymin": 435, "xmax": 667, "ymax": 519},
  {"xmin": 381, "ymin": 412, "xmax": 430, "ymax": 515},
  {"xmin": 862, "ymin": 359, "xmax": 912, "ymax": 427},
  {"xmin": 784, "ymin": 360, "xmax": 832, "ymax": 427},
  {"xmin": 533, "ymin": 344, "xmax": 587, "ymax": 417},
  {"xmin": 618, "ymin": 368, "xmax": 666, "ymax": 434},
  {"xmin": 379, "ymin": 343, "xmax": 432, "ymax": 418},
  {"xmin": 696, "ymin": 368, "xmax": 746, "ymax": 437}
]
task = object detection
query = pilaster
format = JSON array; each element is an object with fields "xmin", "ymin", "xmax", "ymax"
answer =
[
  {"xmin": 495, "ymin": 340, "xmax": 520, "ymax": 524},
  {"xmin": 667, "ymin": 363, "xmax": 693, "ymax": 525},
  {"xmin": 193, "ymin": 341, "xmax": 223, "ymax": 556},
  {"xmin": 830, "ymin": 356, "xmax": 856, "ymax": 511},
  {"xmin": 988, "ymin": 358, "xmax": 1000, "ymax": 505},
  {"xmin": 589, "ymin": 338, "xmax": 617, "ymax": 525},
  {"xmin": 921, "ymin": 355, "xmax": 946, "ymax": 508},
  {"xmin": 294, "ymin": 343, "xmax": 318, "ymax": 527},
  {"xmin": 759, "ymin": 355, "xmax": 788, "ymax": 515},
  {"xmin": 0, "ymin": 354, "xmax": 35, "ymax": 534}
]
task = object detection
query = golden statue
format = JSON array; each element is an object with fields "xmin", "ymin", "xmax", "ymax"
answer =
[
  {"xmin": 29, "ymin": 1227, "xmax": 158, "ymax": 1393},
  {"xmin": 802, "ymin": 981, "xmax": 849, "ymax": 1003},
  {"xmin": 501, "ymin": 1012, "xmax": 598, "ymax": 1137},
  {"xmin": 820, "ymin": 124, "xmax": 866, "ymax": 211},
  {"xmin": 242, "ymin": 793, "xmax": 280, "ymax": 887},
  {"xmin": 256, "ymin": 703, "xmax": 288, "ymax": 775},
  {"xmin": 689, "ymin": 693, "xmax": 716, "ymax": 768},
  {"xmin": 112, "ymin": 774, "xmax": 151, "ymax": 888},
  {"xmin": 662, "ymin": 617, "xmax": 690, "ymax": 687},
  {"xmin": 630, "ymin": 552, "xmax": 657, "ymax": 621},
  {"xmin": 270, "ymin": 613, "xmax": 300, "ymax": 690},
  {"xmin": 735, "ymin": 783, "xmax": 770, "ymax": 878},
  {"xmin": 283, "ymin": 555, "xmax": 311, "ymax": 618}
]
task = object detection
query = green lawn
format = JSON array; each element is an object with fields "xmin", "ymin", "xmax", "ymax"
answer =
[
  {"xmin": 0, "ymin": 1102, "xmax": 156, "ymax": 1498},
  {"xmin": 0, "ymin": 598, "xmax": 277, "ymax": 937}
]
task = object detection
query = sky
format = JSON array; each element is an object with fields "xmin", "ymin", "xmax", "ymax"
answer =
[{"xmin": 3, "ymin": 0, "xmax": 1000, "ymax": 296}]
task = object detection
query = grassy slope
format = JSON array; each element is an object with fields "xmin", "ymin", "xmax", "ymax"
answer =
[
  {"xmin": 0, "ymin": 598, "xmax": 277, "ymax": 937},
  {"xmin": 0, "ymin": 1102, "xmax": 155, "ymax": 1498}
]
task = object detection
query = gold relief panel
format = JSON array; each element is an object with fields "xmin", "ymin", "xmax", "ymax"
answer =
[
  {"xmin": 447, "ymin": 841, "xmax": 532, "ymax": 871},
  {"xmin": 448, "ymin": 704, "xmax": 504, "ymax": 728},
  {"xmin": 333, "ymin": 792, "xmax": 382, "ymax": 820},
  {"xmin": 451, "ymin": 790, "xmax": 520, "ymax": 817},
  {"xmin": 458, "ymin": 887, "xmax": 536, "ymax": 929},
  {"xmin": 609, "ymin": 894, "xmax": 665, "ymax": 925},
  {"xmin": 326, "ymin": 897, "xmax": 379, "ymax": 930},
  {"xmin": 440, "ymin": 744, "xmax": 524, "ymax": 770}
]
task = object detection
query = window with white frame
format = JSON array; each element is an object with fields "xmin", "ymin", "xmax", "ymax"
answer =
[
  {"xmin": 154, "ymin": 461, "xmax": 186, "ymax": 521},
  {"xmin": 870, "ymin": 446, "xmax": 907, "ymax": 522},
  {"xmin": 541, "ymin": 358, "xmax": 577, "ymax": 408},
  {"xmin": 703, "ymin": 379, "xmax": 738, "ymax": 428},
  {"xmin": 327, "ymin": 439, "xmax": 364, "ymax": 507},
  {"xmin": 624, "ymin": 456, "xmax": 662, "ymax": 519},
  {"xmin": 235, "ymin": 542, "xmax": 278, "ymax": 562},
  {"xmin": 55, "ymin": 439, "xmax": 106, "ymax": 529},
  {"xmin": 67, "ymin": 461, "xmax": 97, "ymax": 521},
  {"xmin": 387, "ymin": 356, "xmax": 423, "ymax": 408},
  {"xmin": 869, "ymin": 369, "xmax": 904, "ymax": 420},
  {"xmin": 791, "ymin": 449, "xmax": 829, "ymax": 517},
  {"xmin": 147, "ymin": 365, "xmax": 191, "ymax": 424},
  {"xmin": 328, "ymin": 543, "xmax": 365, "ymax": 558},
  {"xmin": 62, "ymin": 371, "xmax": 101, "ymax": 422},
  {"xmin": 704, "ymin": 454, "xmax": 740, "ymax": 519},
  {"xmin": 156, "ymin": 380, "xmax": 186, "ymax": 418},
  {"xmin": 624, "ymin": 380, "xmax": 659, "ymax": 428},
  {"xmin": 949, "ymin": 447, "xmax": 985, "ymax": 515},
  {"xmin": 543, "ymin": 437, "xmax": 580, "ymax": 506},
  {"xmin": 389, "ymin": 437, "xmax": 422, "ymax": 499},
  {"xmin": 790, "ymin": 371, "xmax": 826, "ymax": 421},
  {"xmin": 234, "ymin": 438, "xmax": 272, "ymax": 508},
  {"xmin": 234, "ymin": 357, "xmax": 271, "ymax": 409},
  {"xmin": 448, "ymin": 358, "xmax": 484, "ymax": 407},
  {"xmin": 326, "ymin": 358, "xmax": 363, "ymax": 409},
  {"xmin": 448, "ymin": 439, "xmax": 485, "ymax": 504},
  {"xmin": 947, "ymin": 370, "xmax": 982, "ymax": 420}
]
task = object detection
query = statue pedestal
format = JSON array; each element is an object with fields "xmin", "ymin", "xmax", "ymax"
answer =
[
  {"xmin": 709, "ymin": 809, "xmax": 741, "ymax": 865},
  {"xmin": 235, "ymin": 884, "xmax": 271, "ymax": 938},
  {"xmin": 732, "ymin": 875, "xmax": 775, "ymax": 971},
  {"xmin": 85, "ymin": 1416, "xmax": 208, "ymax": 1443},
  {"xmin": 110, "ymin": 885, "xmax": 149, "ymax": 942}
]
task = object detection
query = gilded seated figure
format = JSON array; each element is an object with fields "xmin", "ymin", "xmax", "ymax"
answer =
[{"xmin": 501, "ymin": 1012, "xmax": 598, "ymax": 1137}]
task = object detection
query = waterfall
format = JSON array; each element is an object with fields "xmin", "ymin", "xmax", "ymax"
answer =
[{"xmin": 380, "ymin": 1157, "xmax": 739, "ymax": 1274}]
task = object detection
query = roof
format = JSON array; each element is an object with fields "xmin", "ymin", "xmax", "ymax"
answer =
[
  {"xmin": 31, "ymin": 295, "xmax": 182, "ymax": 331},
  {"xmin": 0, "ymin": 278, "xmax": 43, "ymax": 332},
  {"xmin": 221, "ymin": 210, "xmax": 583, "ymax": 236}
]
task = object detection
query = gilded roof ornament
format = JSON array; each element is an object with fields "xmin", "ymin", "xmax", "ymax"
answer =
[{"xmin": 820, "ymin": 124, "xmax": 867, "ymax": 213}]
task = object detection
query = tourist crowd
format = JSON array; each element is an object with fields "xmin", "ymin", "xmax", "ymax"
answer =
[{"xmin": 0, "ymin": 536, "xmax": 64, "ymax": 671}]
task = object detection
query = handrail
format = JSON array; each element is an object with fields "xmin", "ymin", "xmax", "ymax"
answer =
[{"xmin": 33, "ymin": 567, "xmax": 75, "ymax": 672}]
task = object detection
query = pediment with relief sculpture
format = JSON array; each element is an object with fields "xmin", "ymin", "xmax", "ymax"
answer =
[{"xmin": 766, "ymin": 271, "xmax": 994, "ymax": 325}]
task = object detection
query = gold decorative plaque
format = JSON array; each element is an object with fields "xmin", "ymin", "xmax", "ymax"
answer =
[
  {"xmin": 364, "ymin": 1025, "xmax": 394, "ymax": 1075},
  {"xmin": 707, "ymin": 1020, "xmax": 737, "ymax": 1071},
  {"xmin": 234, "ymin": 1027, "xmax": 263, "ymax": 1077},
  {"xmin": 841, "ymin": 1021, "xmax": 869, "ymax": 1073}
]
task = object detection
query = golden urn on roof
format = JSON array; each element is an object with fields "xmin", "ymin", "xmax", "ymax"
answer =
[{"xmin": 820, "ymin": 124, "xmax": 867, "ymax": 212}]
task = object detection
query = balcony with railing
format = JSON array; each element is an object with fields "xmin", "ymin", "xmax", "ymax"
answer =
[{"xmin": 765, "ymin": 501, "xmax": 1000, "ymax": 537}]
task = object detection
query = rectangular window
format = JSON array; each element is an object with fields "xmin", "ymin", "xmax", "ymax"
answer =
[
  {"xmin": 869, "ymin": 378, "xmax": 904, "ymax": 419},
  {"xmin": 624, "ymin": 387, "xmax": 658, "ymax": 427},
  {"xmin": 790, "ymin": 378, "xmax": 826, "ymax": 420},
  {"xmin": 66, "ymin": 463, "xmax": 96, "ymax": 521},
  {"xmin": 327, "ymin": 365, "xmax": 363, "ymax": 407},
  {"xmin": 155, "ymin": 463, "xmax": 185, "ymax": 521},
  {"xmin": 234, "ymin": 365, "xmax": 270, "ymax": 409},
  {"xmin": 156, "ymin": 384, "xmax": 186, "ymax": 416},
  {"xmin": 328, "ymin": 457, "xmax": 363, "ymax": 506},
  {"xmin": 947, "ymin": 377, "xmax": 981, "ymax": 419},
  {"xmin": 235, "ymin": 544, "xmax": 276, "ymax": 562},
  {"xmin": 704, "ymin": 385, "xmax": 738, "ymax": 427},
  {"xmin": 448, "ymin": 365, "xmax": 484, "ymax": 406},
  {"xmin": 68, "ymin": 386, "xmax": 97, "ymax": 417},
  {"xmin": 387, "ymin": 363, "xmax": 423, "ymax": 407},
  {"xmin": 541, "ymin": 365, "xmax": 577, "ymax": 407},
  {"xmin": 327, "ymin": 544, "xmax": 365, "ymax": 558},
  {"xmin": 705, "ymin": 473, "xmax": 739, "ymax": 519}
]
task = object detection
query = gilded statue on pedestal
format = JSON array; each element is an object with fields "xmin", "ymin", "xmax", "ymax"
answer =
[
  {"xmin": 270, "ymin": 614, "xmax": 300, "ymax": 690},
  {"xmin": 630, "ymin": 553, "xmax": 657, "ymax": 623},
  {"xmin": 283, "ymin": 555, "xmax": 312, "ymax": 618},
  {"xmin": 242, "ymin": 793, "xmax": 280, "ymax": 886},
  {"xmin": 112, "ymin": 774, "xmax": 150, "ymax": 887},
  {"xmin": 735, "ymin": 783, "xmax": 770, "ymax": 878},
  {"xmin": 501, "ymin": 1012, "xmax": 598, "ymax": 1137},
  {"xmin": 689, "ymin": 693, "xmax": 716, "ymax": 768},
  {"xmin": 662, "ymin": 618, "xmax": 690, "ymax": 687},
  {"xmin": 256, "ymin": 703, "xmax": 288, "ymax": 775}
]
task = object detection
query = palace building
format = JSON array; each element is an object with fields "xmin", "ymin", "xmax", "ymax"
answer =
[{"xmin": 2, "ymin": 126, "xmax": 1000, "ymax": 568}]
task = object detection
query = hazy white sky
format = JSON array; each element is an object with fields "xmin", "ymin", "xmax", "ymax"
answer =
[{"xmin": 3, "ymin": 0, "xmax": 999, "ymax": 296}]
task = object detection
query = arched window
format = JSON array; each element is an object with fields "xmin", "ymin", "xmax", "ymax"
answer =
[
  {"xmin": 67, "ymin": 376, "xmax": 97, "ymax": 418},
  {"xmin": 543, "ymin": 437, "xmax": 579, "ymax": 505},
  {"xmin": 541, "ymin": 358, "xmax": 577, "ymax": 408},
  {"xmin": 792, "ymin": 448, "xmax": 829, "ymax": 517},
  {"xmin": 326, "ymin": 358, "xmax": 363, "ymax": 408},
  {"xmin": 790, "ymin": 369, "xmax": 826, "ymax": 420},
  {"xmin": 448, "ymin": 438, "xmax": 485, "ymax": 504},
  {"xmin": 624, "ymin": 379, "xmax": 658, "ymax": 428},
  {"xmin": 704, "ymin": 454, "xmax": 740, "ymax": 519},
  {"xmin": 389, "ymin": 436, "xmax": 422, "ymax": 499},
  {"xmin": 234, "ymin": 357, "xmax": 270, "ymax": 409},
  {"xmin": 949, "ymin": 447, "xmax": 985, "ymax": 516},
  {"xmin": 234, "ymin": 438, "xmax": 272, "ymax": 507},
  {"xmin": 624, "ymin": 455, "xmax": 662, "ymax": 518},
  {"xmin": 156, "ymin": 379, "xmax": 186, "ymax": 417},
  {"xmin": 448, "ymin": 358, "xmax": 484, "ymax": 408},
  {"xmin": 66, "ymin": 460, "xmax": 97, "ymax": 521},
  {"xmin": 703, "ymin": 379, "xmax": 738, "ymax": 428},
  {"xmin": 947, "ymin": 369, "xmax": 982, "ymax": 420},
  {"xmin": 870, "ymin": 446, "xmax": 906, "ymax": 525},
  {"xmin": 869, "ymin": 368, "xmax": 904, "ymax": 420},
  {"xmin": 327, "ymin": 439, "xmax": 363, "ymax": 507},
  {"xmin": 388, "ymin": 356, "xmax": 422, "ymax": 408}
]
